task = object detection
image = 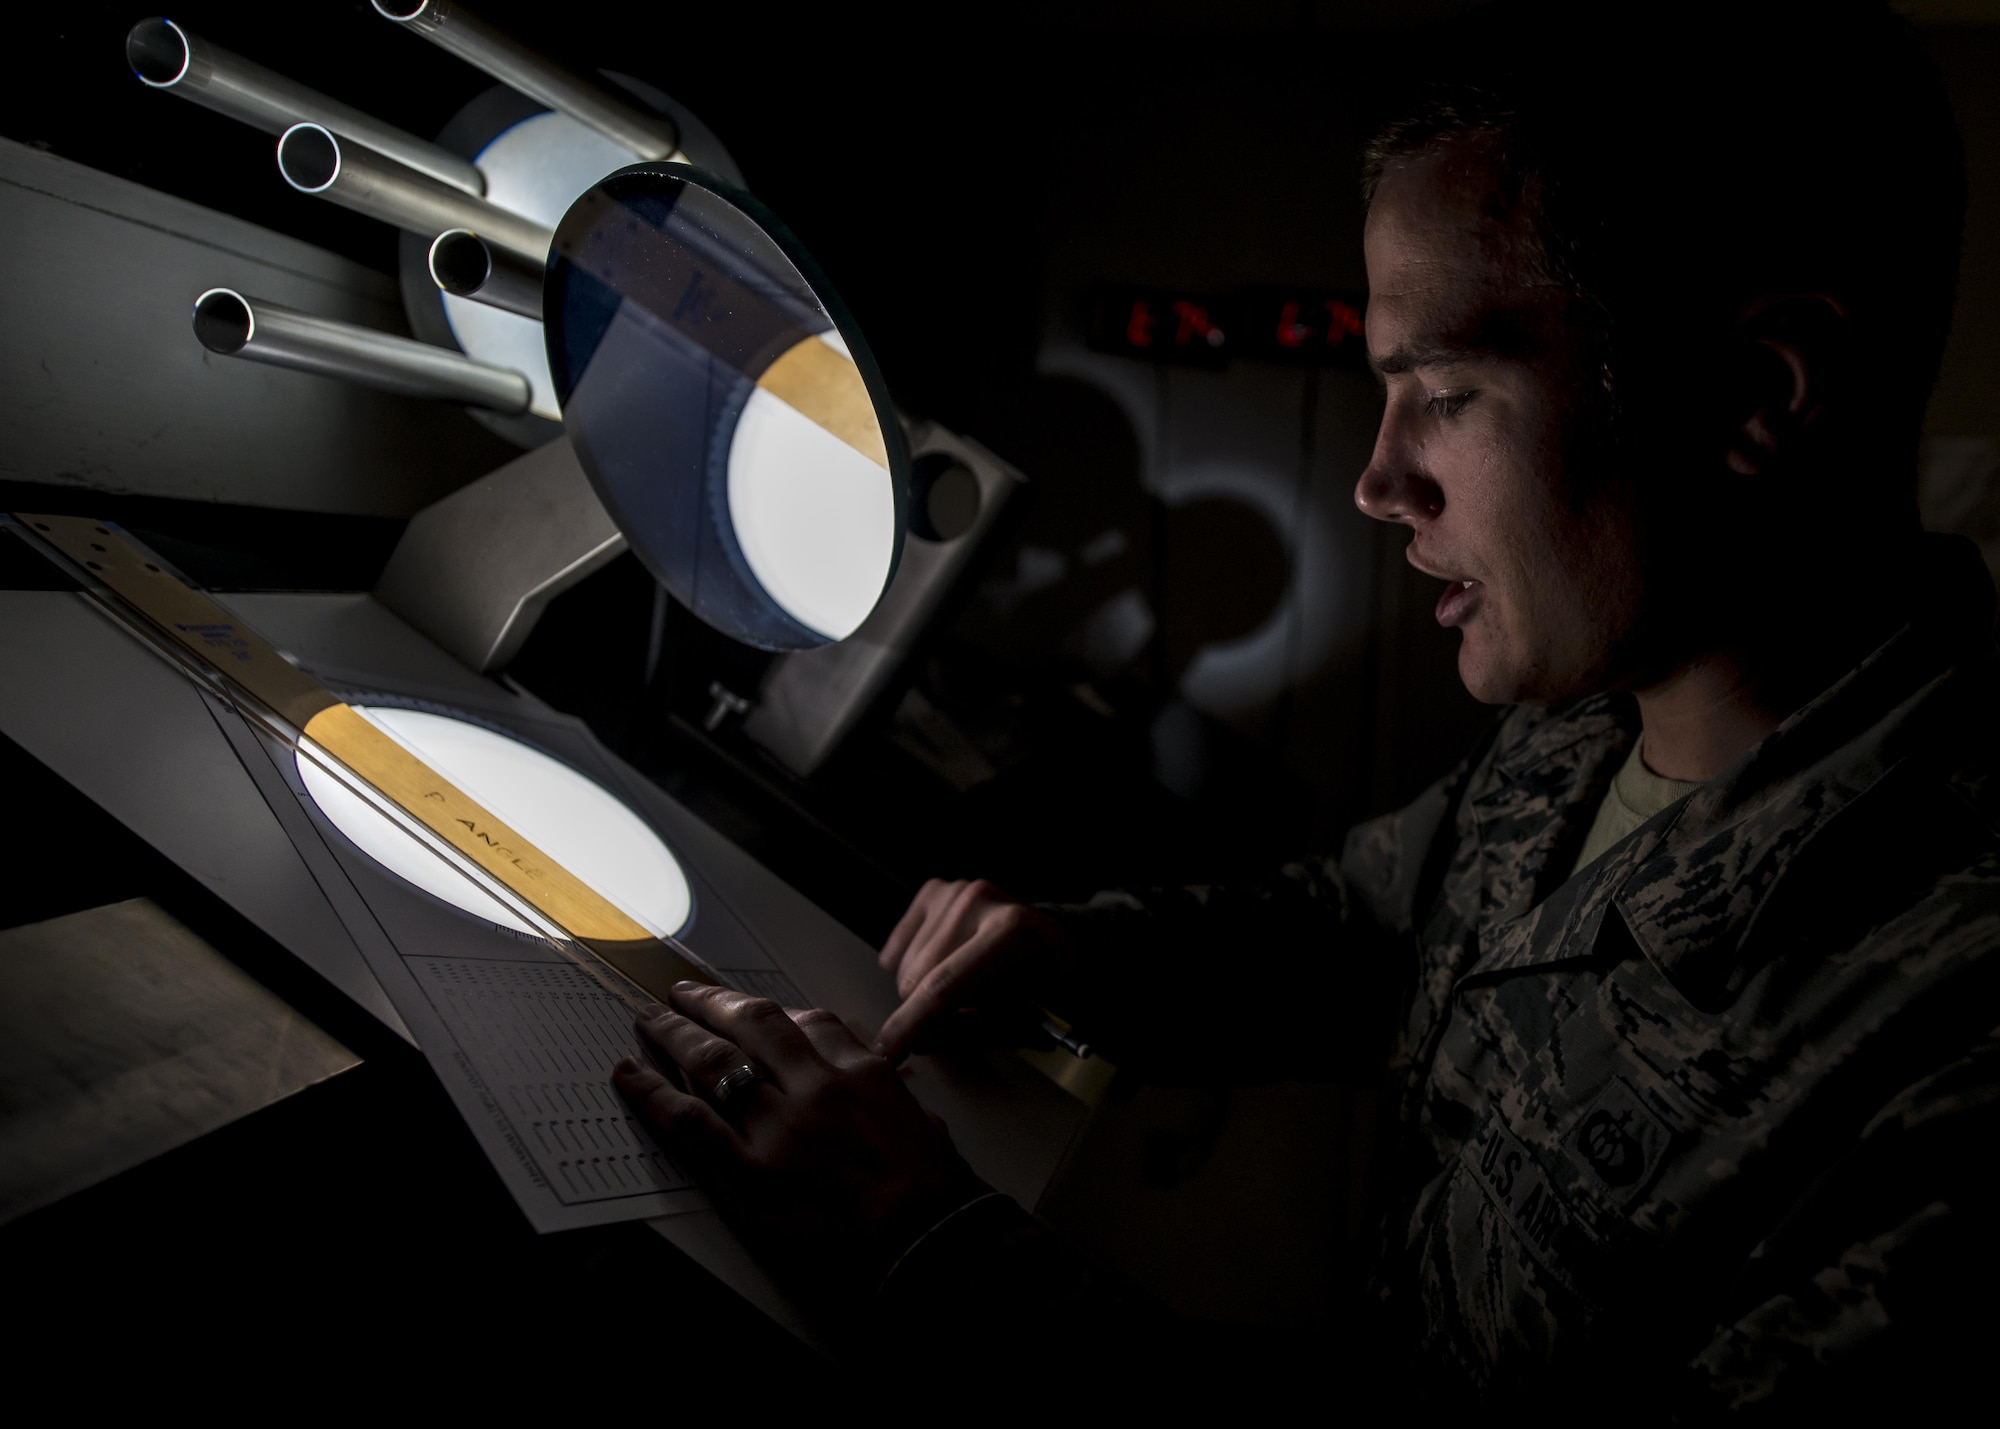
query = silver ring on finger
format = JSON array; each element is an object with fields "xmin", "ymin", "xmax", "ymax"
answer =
[{"xmin": 710, "ymin": 1062, "xmax": 765, "ymax": 1109}]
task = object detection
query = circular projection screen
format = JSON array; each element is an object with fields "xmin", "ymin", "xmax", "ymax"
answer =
[
  {"xmin": 298, "ymin": 707, "xmax": 692, "ymax": 938},
  {"xmin": 546, "ymin": 164, "xmax": 908, "ymax": 651}
]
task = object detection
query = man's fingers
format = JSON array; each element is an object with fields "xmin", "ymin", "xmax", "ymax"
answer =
[
  {"xmin": 635, "ymin": 1006, "xmax": 761, "ymax": 1093},
  {"xmin": 879, "ymin": 878, "xmax": 956, "ymax": 972},
  {"xmin": 665, "ymin": 982, "xmax": 822, "ymax": 1083},
  {"xmin": 613, "ymin": 1055, "xmax": 738, "ymax": 1159},
  {"xmin": 874, "ymin": 997, "xmax": 932, "ymax": 1065},
  {"xmin": 874, "ymin": 923, "xmax": 1012, "ymax": 1062},
  {"xmin": 786, "ymin": 1005, "xmax": 876, "ymax": 1070},
  {"xmin": 896, "ymin": 879, "xmax": 990, "ymax": 999}
]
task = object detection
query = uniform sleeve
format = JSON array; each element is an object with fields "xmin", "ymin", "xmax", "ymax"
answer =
[
  {"xmin": 1683, "ymin": 1028, "xmax": 2000, "ymax": 1418},
  {"xmin": 1038, "ymin": 732, "xmax": 1491, "ymax": 1082}
]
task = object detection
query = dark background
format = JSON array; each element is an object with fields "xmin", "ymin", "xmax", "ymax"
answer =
[
  {"xmin": 2, "ymin": 1, "xmax": 1496, "ymax": 926},
  {"xmin": 8, "ymin": 2, "xmax": 1997, "ymax": 924},
  {"xmin": 4, "ymin": 0, "xmax": 1998, "ymax": 1388}
]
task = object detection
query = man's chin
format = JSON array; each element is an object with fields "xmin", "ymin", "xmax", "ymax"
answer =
[
  {"xmin": 1455, "ymin": 640, "xmax": 1522, "ymax": 706},
  {"xmin": 1456, "ymin": 639, "xmax": 1573, "ymax": 708},
  {"xmin": 1461, "ymin": 648, "xmax": 1620, "ymax": 708}
]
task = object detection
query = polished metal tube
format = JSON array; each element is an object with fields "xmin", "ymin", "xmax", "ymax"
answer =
[
  {"xmin": 127, "ymin": 17, "xmax": 485, "ymax": 196},
  {"xmin": 278, "ymin": 124, "xmax": 552, "ymax": 266},
  {"xmin": 191, "ymin": 288, "xmax": 531, "ymax": 414},
  {"xmin": 428, "ymin": 229, "xmax": 543, "ymax": 320},
  {"xmin": 371, "ymin": 1, "xmax": 680, "ymax": 160}
]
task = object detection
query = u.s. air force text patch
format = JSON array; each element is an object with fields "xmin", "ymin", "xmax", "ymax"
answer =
[{"xmin": 1463, "ymin": 1119, "xmax": 1589, "ymax": 1296}]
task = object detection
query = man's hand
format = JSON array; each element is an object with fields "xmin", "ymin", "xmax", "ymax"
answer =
[
  {"xmin": 614, "ymin": 982, "xmax": 987, "ymax": 1305},
  {"xmin": 874, "ymin": 878, "xmax": 1070, "ymax": 1062}
]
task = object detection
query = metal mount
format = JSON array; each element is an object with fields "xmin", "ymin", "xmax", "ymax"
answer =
[{"xmin": 371, "ymin": 435, "xmax": 624, "ymax": 672}]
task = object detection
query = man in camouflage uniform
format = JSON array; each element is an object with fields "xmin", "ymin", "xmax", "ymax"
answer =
[
  {"xmin": 868, "ymin": 543, "xmax": 1999, "ymax": 1411},
  {"xmin": 613, "ymin": 1, "xmax": 1997, "ymax": 1412}
]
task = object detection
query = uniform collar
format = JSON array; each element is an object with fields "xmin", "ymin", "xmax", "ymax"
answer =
[
  {"xmin": 1616, "ymin": 534, "xmax": 1996, "ymax": 1007},
  {"xmin": 1468, "ymin": 534, "xmax": 1997, "ymax": 1005},
  {"xmin": 1471, "ymin": 694, "xmax": 1635, "ymax": 939},
  {"xmin": 1616, "ymin": 536, "xmax": 1992, "ymax": 1000}
]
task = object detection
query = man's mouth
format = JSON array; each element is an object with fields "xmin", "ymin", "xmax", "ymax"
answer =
[{"xmin": 1436, "ymin": 578, "xmax": 1481, "ymax": 628}]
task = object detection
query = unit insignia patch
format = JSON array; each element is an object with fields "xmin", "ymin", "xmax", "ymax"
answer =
[{"xmin": 1566, "ymin": 1075, "xmax": 1673, "ymax": 1204}]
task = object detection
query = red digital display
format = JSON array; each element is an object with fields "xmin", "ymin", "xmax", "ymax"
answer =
[
  {"xmin": 1274, "ymin": 297, "xmax": 1365, "ymax": 352},
  {"xmin": 1121, "ymin": 296, "xmax": 1224, "ymax": 353},
  {"xmin": 1089, "ymin": 285, "xmax": 1367, "ymax": 369}
]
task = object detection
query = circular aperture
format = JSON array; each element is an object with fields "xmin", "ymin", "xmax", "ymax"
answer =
[
  {"xmin": 911, "ymin": 453, "xmax": 982, "ymax": 542},
  {"xmin": 277, "ymin": 124, "xmax": 341, "ymax": 192},
  {"xmin": 192, "ymin": 289, "xmax": 253, "ymax": 354},
  {"xmin": 126, "ymin": 18, "xmax": 191, "ymax": 87},
  {"xmin": 298, "ymin": 707, "xmax": 692, "ymax": 938},
  {"xmin": 428, "ymin": 229, "xmax": 493, "ymax": 295}
]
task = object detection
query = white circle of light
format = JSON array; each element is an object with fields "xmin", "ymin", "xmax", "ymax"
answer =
[
  {"xmin": 727, "ymin": 331, "xmax": 898, "ymax": 641},
  {"xmin": 297, "ymin": 707, "xmax": 691, "ymax": 938},
  {"xmin": 442, "ymin": 111, "xmax": 639, "ymax": 421}
]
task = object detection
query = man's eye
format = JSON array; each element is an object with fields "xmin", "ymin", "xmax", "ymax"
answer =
[{"xmin": 1423, "ymin": 389, "xmax": 1477, "ymax": 419}]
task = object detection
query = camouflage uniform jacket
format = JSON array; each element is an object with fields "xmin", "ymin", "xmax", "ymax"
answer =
[{"xmin": 878, "ymin": 537, "xmax": 2000, "ymax": 1413}]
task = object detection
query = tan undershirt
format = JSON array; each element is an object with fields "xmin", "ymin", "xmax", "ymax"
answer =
[{"xmin": 1569, "ymin": 738, "xmax": 1703, "ymax": 878}]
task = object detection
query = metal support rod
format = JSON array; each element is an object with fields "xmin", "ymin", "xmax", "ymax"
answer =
[
  {"xmin": 191, "ymin": 288, "xmax": 532, "ymax": 414},
  {"xmin": 428, "ymin": 229, "xmax": 543, "ymax": 320},
  {"xmin": 277, "ymin": 124, "xmax": 552, "ymax": 266},
  {"xmin": 371, "ymin": 1, "xmax": 681, "ymax": 160},
  {"xmin": 126, "ymin": 16, "xmax": 485, "ymax": 196}
]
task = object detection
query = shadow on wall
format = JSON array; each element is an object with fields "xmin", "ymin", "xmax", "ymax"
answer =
[
  {"xmin": 928, "ymin": 361, "xmax": 1493, "ymax": 858},
  {"xmin": 945, "ymin": 375, "xmax": 1299, "ymax": 812}
]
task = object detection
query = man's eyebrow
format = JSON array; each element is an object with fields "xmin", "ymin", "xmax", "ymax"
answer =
[
  {"xmin": 1370, "ymin": 311, "xmax": 1545, "ymax": 378},
  {"xmin": 1371, "ymin": 345, "xmax": 1491, "ymax": 376}
]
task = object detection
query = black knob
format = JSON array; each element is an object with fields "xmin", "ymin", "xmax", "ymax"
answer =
[{"xmin": 909, "ymin": 452, "xmax": 981, "ymax": 543}]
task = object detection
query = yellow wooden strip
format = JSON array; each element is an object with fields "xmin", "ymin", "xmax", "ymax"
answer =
[
  {"xmin": 300, "ymin": 703, "xmax": 653, "ymax": 943},
  {"xmin": 756, "ymin": 336, "xmax": 889, "ymax": 468},
  {"xmin": 16, "ymin": 512, "xmax": 710, "ymax": 997},
  {"xmin": 18, "ymin": 513, "xmax": 338, "ymax": 731},
  {"xmin": 299, "ymin": 714, "xmax": 708, "ymax": 993}
]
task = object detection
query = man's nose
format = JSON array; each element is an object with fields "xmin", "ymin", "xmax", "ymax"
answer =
[{"xmin": 1354, "ymin": 426, "xmax": 1443, "ymax": 525}]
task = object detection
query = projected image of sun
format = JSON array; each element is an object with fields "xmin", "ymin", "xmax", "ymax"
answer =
[{"xmin": 298, "ymin": 707, "xmax": 692, "ymax": 938}]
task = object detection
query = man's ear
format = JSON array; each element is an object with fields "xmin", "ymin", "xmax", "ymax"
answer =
[{"xmin": 1724, "ymin": 294, "xmax": 1851, "ymax": 478}]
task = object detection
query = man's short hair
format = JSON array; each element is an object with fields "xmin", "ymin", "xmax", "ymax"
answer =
[{"xmin": 1362, "ymin": 0, "xmax": 1966, "ymax": 454}]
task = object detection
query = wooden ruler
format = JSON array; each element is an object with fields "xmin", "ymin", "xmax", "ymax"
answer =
[
  {"xmin": 757, "ymin": 336, "xmax": 889, "ymax": 468},
  {"xmin": 15, "ymin": 512, "xmax": 709, "ymax": 1001}
]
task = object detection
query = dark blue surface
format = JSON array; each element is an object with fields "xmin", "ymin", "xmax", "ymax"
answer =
[{"xmin": 546, "ymin": 165, "xmax": 907, "ymax": 651}]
